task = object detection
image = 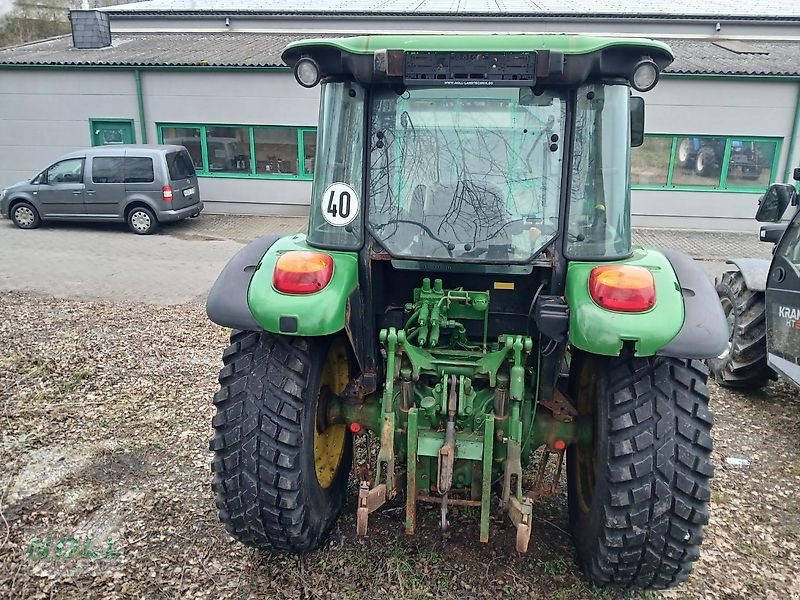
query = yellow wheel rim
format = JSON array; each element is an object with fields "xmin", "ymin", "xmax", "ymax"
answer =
[{"xmin": 314, "ymin": 340, "xmax": 349, "ymax": 488}]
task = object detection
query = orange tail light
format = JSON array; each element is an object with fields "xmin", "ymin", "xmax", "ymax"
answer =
[
  {"xmin": 589, "ymin": 265, "xmax": 656, "ymax": 312},
  {"xmin": 272, "ymin": 251, "xmax": 334, "ymax": 294}
]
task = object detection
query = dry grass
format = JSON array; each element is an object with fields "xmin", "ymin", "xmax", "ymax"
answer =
[{"xmin": 0, "ymin": 292, "xmax": 798, "ymax": 599}]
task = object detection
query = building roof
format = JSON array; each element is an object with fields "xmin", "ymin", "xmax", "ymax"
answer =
[
  {"xmin": 0, "ymin": 32, "xmax": 799, "ymax": 76},
  {"xmin": 0, "ymin": 32, "xmax": 298, "ymax": 68},
  {"xmin": 105, "ymin": 0, "xmax": 800, "ymax": 20}
]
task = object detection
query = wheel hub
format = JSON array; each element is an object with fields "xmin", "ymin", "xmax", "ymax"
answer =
[
  {"xmin": 131, "ymin": 211, "xmax": 151, "ymax": 232},
  {"xmin": 314, "ymin": 341, "xmax": 349, "ymax": 488},
  {"xmin": 15, "ymin": 206, "xmax": 34, "ymax": 227}
]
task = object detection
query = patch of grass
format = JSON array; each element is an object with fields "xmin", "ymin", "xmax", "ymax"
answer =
[
  {"xmin": 536, "ymin": 556, "xmax": 570, "ymax": 577},
  {"xmin": 737, "ymin": 539, "xmax": 770, "ymax": 559},
  {"xmin": 59, "ymin": 369, "xmax": 91, "ymax": 394}
]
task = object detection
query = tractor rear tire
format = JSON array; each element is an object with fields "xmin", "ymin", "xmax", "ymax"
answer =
[
  {"xmin": 706, "ymin": 270, "xmax": 771, "ymax": 389},
  {"xmin": 210, "ymin": 330, "xmax": 352, "ymax": 552},
  {"xmin": 676, "ymin": 139, "xmax": 692, "ymax": 168},
  {"xmin": 695, "ymin": 146, "xmax": 718, "ymax": 177},
  {"xmin": 567, "ymin": 352, "xmax": 714, "ymax": 590}
]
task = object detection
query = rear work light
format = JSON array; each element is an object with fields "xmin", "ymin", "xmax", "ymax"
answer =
[
  {"xmin": 273, "ymin": 251, "xmax": 334, "ymax": 294},
  {"xmin": 589, "ymin": 265, "xmax": 656, "ymax": 313},
  {"xmin": 162, "ymin": 185, "xmax": 173, "ymax": 202}
]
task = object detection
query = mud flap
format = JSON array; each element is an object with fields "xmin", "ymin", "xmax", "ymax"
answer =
[
  {"xmin": 658, "ymin": 248, "xmax": 729, "ymax": 359},
  {"xmin": 206, "ymin": 234, "xmax": 282, "ymax": 331}
]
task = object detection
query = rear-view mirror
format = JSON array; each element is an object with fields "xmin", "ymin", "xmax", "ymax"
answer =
[
  {"xmin": 630, "ymin": 96, "xmax": 645, "ymax": 147},
  {"xmin": 755, "ymin": 183, "xmax": 796, "ymax": 222},
  {"xmin": 518, "ymin": 87, "xmax": 554, "ymax": 106}
]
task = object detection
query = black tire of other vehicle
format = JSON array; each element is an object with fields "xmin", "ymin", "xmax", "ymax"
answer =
[
  {"xmin": 676, "ymin": 138, "xmax": 693, "ymax": 168},
  {"xmin": 706, "ymin": 270, "xmax": 771, "ymax": 388},
  {"xmin": 10, "ymin": 201, "xmax": 41, "ymax": 229},
  {"xmin": 127, "ymin": 206, "xmax": 159, "ymax": 235},
  {"xmin": 210, "ymin": 331, "xmax": 352, "ymax": 552},
  {"xmin": 695, "ymin": 146, "xmax": 718, "ymax": 177},
  {"xmin": 567, "ymin": 351, "xmax": 714, "ymax": 589}
]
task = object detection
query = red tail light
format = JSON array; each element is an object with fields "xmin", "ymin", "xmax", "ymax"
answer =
[
  {"xmin": 162, "ymin": 185, "xmax": 173, "ymax": 202},
  {"xmin": 273, "ymin": 251, "xmax": 334, "ymax": 294},
  {"xmin": 589, "ymin": 265, "xmax": 656, "ymax": 312}
]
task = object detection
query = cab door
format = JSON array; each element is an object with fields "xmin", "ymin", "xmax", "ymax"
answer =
[{"xmin": 765, "ymin": 208, "xmax": 800, "ymax": 387}]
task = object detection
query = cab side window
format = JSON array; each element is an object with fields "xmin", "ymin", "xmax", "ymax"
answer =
[
  {"xmin": 46, "ymin": 158, "xmax": 85, "ymax": 184},
  {"xmin": 92, "ymin": 157, "xmax": 124, "ymax": 184},
  {"xmin": 776, "ymin": 217, "xmax": 800, "ymax": 273}
]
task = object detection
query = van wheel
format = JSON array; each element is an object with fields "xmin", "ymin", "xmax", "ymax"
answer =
[
  {"xmin": 127, "ymin": 206, "xmax": 159, "ymax": 235},
  {"xmin": 10, "ymin": 201, "xmax": 41, "ymax": 229}
]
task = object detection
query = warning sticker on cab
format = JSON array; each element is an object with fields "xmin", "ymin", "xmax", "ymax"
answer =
[{"xmin": 321, "ymin": 182, "xmax": 359, "ymax": 227}]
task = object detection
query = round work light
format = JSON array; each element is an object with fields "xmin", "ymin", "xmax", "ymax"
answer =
[
  {"xmin": 630, "ymin": 59, "xmax": 659, "ymax": 92},
  {"xmin": 294, "ymin": 57, "xmax": 321, "ymax": 88}
]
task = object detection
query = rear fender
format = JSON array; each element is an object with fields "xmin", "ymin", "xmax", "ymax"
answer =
[
  {"xmin": 656, "ymin": 248, "xmax": 728, "ymax": 359},
  {"xmin": 725, "ymin": 258, "xmax": 772, "ymax": 292},
  {"xmin": 246, "ymin": 234, "xmax": 359, "ymax": 336},
  {"xmin": 206, "ymin": 234, "xmax": 283, "ymax": 331},
  {"xmin": 565, "ymin": 248, "xmax": 684, "ymax": 357}
]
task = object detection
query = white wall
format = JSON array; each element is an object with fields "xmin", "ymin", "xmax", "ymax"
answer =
[
  {"xmin": 632, "ymin": 78, "xmax": 799, "ymax": 231},
  {"xmin": 0, "ymin": 70, "xmax": 139, "ymax": 186},
  {"xmin": 0, "ymin": 69, "xmax": 318, "ymax": 215},
  {"xmin": 140, "ymin": 70, "xmax": 319, "ymax": 214},
  {"xmin": 1, "ymin": 68, "xmax": 797, "ymax": 226}
]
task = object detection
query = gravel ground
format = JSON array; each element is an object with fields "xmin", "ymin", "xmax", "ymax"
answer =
[{"xmin": 1, "ymin": 292, "xmax": 798, "ymax": 599}]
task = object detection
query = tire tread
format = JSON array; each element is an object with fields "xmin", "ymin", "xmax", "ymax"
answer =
[
  {"xmin": 210, "ymin": 331, "xmax": 339, "ymax": 552},
  {"xmin": 580, "ymin": 355, "xmax": 714, "ymax": 589}
]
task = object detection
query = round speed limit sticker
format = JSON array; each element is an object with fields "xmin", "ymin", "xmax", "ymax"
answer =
[{"xmin": 321, "ymin": 182, "xmax": 359, "ymax": 226}]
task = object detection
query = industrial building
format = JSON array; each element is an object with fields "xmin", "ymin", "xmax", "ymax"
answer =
[{"xmin": 1, "ymin": 0, "xmax": 799, "ymax": 230}]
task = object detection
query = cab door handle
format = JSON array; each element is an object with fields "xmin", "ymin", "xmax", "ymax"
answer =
[
  {"xmin": 86, "ymin": 190, "xmax": 96, "ymax": 195},
  {"xmin": 72, "ymin": 191, "xmax": 82, "ymax": 195}
]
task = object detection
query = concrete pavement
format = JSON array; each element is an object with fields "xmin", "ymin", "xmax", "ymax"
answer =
[{"xmin": 0, "ymin": 214, "xmax": 773, "ymax": 304}]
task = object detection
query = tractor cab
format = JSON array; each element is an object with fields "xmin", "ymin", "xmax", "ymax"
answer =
[
  {"xmin": 207, "ymin": 35, "xmax": 729, "ymax": 591},
  {"xmin": 282, "ymin": 35, "xmax": 671, "ymax": 265}
]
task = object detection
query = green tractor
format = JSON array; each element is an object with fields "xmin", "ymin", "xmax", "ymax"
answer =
[{"xmin": 206, "ymin": 35, "xmax": 728, "ymax": 590}]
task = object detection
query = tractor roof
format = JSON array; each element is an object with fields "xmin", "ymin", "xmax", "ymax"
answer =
[{"xmin": 282, "ymin": 34, "xmax": 673, "ymax": 88}]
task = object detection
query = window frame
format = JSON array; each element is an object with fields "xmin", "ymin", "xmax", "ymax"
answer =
[
  {"xmin": 632, "ymin": 134, "xmax": 782, "ymax": 193},
  {"xmin": 156, "ymin": 123, "xmax": 316, "ymax": 182}
]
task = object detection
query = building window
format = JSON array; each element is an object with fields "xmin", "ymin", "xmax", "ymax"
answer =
[
  {"xmin": 302, "ymin": 130, "xmax": 317, "ymax": 176},
  {"xmin": 156, "ymin": 123, "xmax": 316, "ymax": 181},
  {"xmin": 207, "ymin": 126, "xmax": 251, "ymax": 174},
  {"xmin": 160, "ymin": 126, "xmax": 205, "ymax": 171},
  {"xmin": 254, "ymin": 128, "xmax": 299, "ymax": 175},
  {"xmin": 631, "ymin": 135, "xmax": 782, "ymax": 192}
]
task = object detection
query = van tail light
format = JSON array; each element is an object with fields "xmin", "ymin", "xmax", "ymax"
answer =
[
  {"xmin": 589, "ymin": 265, "xmax": 656, "ymax": 312},
  {"xmin": 273, "ymin": 251, "xmax": 334, "ymax": 294},
  {"xmin": 162, "ymin": 185, "xmax": 173, "ymax": 202}
]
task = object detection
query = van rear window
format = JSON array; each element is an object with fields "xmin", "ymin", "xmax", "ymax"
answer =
[{"xmin": 167, "ymin": 150, "xmax": 196, "ymax": 180}]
